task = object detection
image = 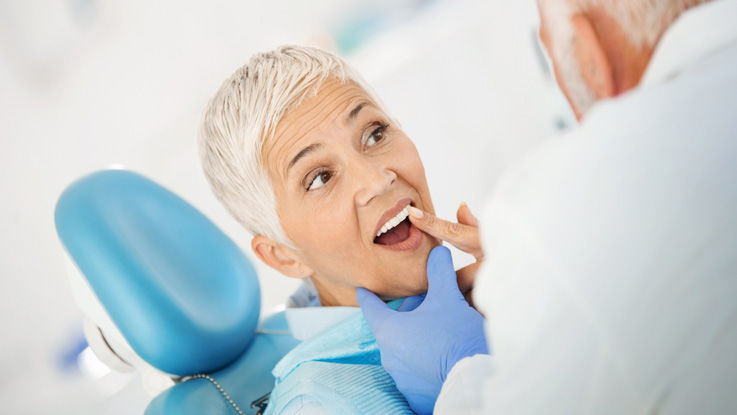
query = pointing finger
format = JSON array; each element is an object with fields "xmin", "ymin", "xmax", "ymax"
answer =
[{"xmin": 408, "ymin": 206, "xmax": 483, "ymax": 259}]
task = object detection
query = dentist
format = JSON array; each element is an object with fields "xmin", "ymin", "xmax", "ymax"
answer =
[{"xmin": 358, "ymin": 0, "xmax": 737, "ymax": 413}]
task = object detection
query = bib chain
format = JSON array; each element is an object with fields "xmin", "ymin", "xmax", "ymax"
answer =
[{"xmin": 189, "ymin": 373, "xmax": 245, "ymax": 415}]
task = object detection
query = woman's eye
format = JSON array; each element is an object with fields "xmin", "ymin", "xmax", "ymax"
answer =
[
  {"xmin": 365, "ymin": 124, "xmax": 387, "ymax": 147},
  {"xmin": 307, "ymin": 170, "xmax": 332, "ymax": 191}
]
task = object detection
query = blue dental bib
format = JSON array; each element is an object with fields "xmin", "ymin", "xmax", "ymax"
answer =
[{"xmin": 264, "ymin": 300, "xmax": 413, "ymax": 415}]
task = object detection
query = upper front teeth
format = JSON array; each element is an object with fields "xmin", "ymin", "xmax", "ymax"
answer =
[{"xmin": 377, "ymin": 206, "xmax": 410, "ymax": 237}]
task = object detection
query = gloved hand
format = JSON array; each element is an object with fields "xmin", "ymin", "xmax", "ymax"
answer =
[{"xmin": 357, "ymin": 246, "xmax": 489, "ymax": 415}]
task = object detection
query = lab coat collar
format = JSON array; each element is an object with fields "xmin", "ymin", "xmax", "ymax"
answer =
[{"xmin": 640, "ymin": 0, "xmax": 737, "ymax": 87}]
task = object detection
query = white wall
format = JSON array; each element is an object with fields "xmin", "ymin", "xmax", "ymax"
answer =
[{"xmin": 0, "ymin": 0, "xmax": 571, "ymax": 412}]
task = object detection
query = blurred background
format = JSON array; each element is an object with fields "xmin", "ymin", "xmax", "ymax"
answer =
[{"xmin": 0, "ymin": 0, "xmax": 574, "ymax": 413}]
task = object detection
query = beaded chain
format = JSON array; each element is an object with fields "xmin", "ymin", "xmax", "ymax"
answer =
[{"xmin": 189, "ymin": 374, "xmax": 245, "ymax": 415}]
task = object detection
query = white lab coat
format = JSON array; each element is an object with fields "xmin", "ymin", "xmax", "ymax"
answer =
[{"xmin": 436, "ymin": 0, "xmax": 737, "ymax": 413}]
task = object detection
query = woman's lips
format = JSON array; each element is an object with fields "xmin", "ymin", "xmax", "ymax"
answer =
[
  {"xmin": 373, "ymin": 197, "xmax": 413, "ymax": 239},
  {"xmin": 375, "ymin": 221, "xmax": 424, "ymax": 252}
]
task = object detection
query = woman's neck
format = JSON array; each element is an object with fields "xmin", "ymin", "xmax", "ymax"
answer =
[{"xmin": 310, "ymin": 276, "xmax": 358, "ymax": 307}]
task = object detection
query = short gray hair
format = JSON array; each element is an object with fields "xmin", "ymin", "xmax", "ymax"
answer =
[{"xmin": 198, "ymin": 45, "xmax": 385, "ymax": 245}]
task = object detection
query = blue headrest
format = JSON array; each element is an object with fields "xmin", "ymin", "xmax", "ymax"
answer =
[{"xmin": 55, "ymin": 170, "xmax": 260, "ymax": 375}]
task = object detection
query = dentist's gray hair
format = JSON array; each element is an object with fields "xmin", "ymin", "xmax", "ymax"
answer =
[
  {"xmin": 539, "ymin": 0, "xmax": 711, "ymax": 47},
  {"xmin": 198, "ymin": 45, "xmax": 386, "ymax": 245},
  {"xmin": 537, "ymin": 0, "xmax": 710, "ymax": 115}
]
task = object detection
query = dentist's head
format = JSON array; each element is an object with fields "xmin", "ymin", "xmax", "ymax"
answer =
[
  {"xmin": 537, "ymin": 0, "xmax": 710, "ymax": 120},
  {"xmin": 199, "ymin": 46, "xmax": 438, "ymax": 306}
]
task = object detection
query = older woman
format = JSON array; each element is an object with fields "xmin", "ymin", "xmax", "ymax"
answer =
[
  {"xmin": 198, "ymin": 45, "xmax": 476, "ymax": 414},
  {"xmin": 199, "ymin": 45, "xmax": 443, "ymax": 306}
]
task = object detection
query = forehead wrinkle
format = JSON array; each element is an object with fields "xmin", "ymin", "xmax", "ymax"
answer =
[
  {"xmin": 271, "ymin": 79, "xmax": 369, "ymax": 146},
  {"xmin": 290, "ymin": 84, "xmax": 357, "ymax": 141},
  {"xmin": 269, "ymin": 82, "xmax": 370, "ymax": 182},
  {"xmin": 275, "ymin": 92, "xmax": 346, "ymax": 179}
]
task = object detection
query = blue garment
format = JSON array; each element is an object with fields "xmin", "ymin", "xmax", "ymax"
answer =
[{"xmin": 264, "ymin": 300, "xmax": 413, "ymax": 415}]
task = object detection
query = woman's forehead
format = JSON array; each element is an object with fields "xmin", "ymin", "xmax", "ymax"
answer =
[{"xmin": 264, "ymin": 79, "xmax": 376, "ymax": 177}]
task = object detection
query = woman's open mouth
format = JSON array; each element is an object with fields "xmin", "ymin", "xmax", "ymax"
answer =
[
  {"xmin": 373, "ymin": 201, "xmax": 424, "ymax": 251},
  {"xmin": 375, "ymin": 216, "xmax": 411, "ymax": 245}
]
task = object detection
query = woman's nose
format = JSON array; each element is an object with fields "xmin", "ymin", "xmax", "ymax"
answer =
[{"xmin": 354, "ymin": 164, "xmax": 397, "ymax": 207}]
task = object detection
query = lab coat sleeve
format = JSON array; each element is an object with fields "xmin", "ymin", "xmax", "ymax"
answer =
[
  {"xmin": 434, "ymin": 170, "xmax": 632, "ymax": 414},
  {"xmin": 434, "ymin": 76, "xmax": 737, "ymax": 413},
  {"xmin": 436, "ymin": 354, "xmax": 495, "ymax": 414},
  {"xmin": 435, "ymin": 181, "xmax": 638, "ymax": 414}
]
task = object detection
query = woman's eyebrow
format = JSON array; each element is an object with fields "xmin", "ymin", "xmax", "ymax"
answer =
[
  {"xmin": 287, "ymin": 143, "xmax": 322, "ymax": 174},
  {"xmin": 346, "ymin": 101, "xmax": 372, "ymax": 123}
]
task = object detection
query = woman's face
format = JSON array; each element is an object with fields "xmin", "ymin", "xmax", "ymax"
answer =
[{"xmin": 261, "ymin": 78, "xmax": 438, "ymax": 306}]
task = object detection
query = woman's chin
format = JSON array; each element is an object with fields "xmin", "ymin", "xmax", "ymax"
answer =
[{"xmin": 399, "ymin": 272, "xmax": 431, "ymax": 297}]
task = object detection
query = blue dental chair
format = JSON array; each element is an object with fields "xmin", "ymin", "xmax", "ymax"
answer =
[{"xmin": 54, "ymin": 169, "xmax": 299, "ymax": 414}]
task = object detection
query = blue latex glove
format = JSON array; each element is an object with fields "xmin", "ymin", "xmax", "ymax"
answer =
[{"xmin": 357, "ymin": 246, "xmax": 489, "ymax": 415}]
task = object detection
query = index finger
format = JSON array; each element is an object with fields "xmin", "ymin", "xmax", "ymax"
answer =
[{"xmin": 407, "ymin": 206, "xmax": 483, "ymax": 259}]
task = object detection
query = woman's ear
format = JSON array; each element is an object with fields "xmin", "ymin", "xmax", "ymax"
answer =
[
  {"xmin": 251, "ymin": 235, "xmax": 313, "ymax": 279},
  {"xmin": 570, "ymin": 12, "xmax": 616, "ymax": 100}
]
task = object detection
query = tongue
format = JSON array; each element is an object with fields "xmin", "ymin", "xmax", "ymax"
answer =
[{"xmin": 375, "ymin": 218, "xmax": 412, "ymax": 245}]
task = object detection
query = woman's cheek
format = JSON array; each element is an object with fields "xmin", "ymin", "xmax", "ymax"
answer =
[
  {"xmin": 308, "ymin": 201, "xmax": 352, "ymax": 246},
  {"xmin": 395, "ymin": 140, "xmax": 425, "ymax": 176}
]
